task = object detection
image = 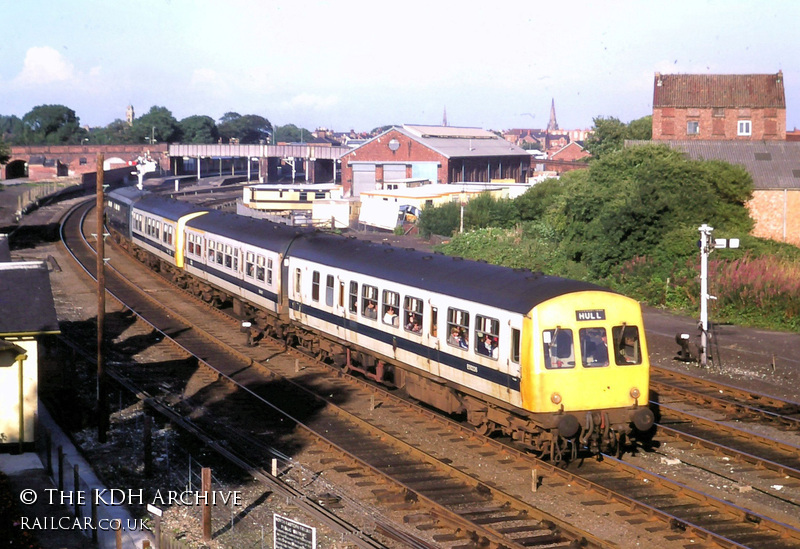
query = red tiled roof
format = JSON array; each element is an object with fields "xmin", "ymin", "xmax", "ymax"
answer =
[{"xmin": 653, "ymin": 72, "xmax": 785, "ymax": 108}]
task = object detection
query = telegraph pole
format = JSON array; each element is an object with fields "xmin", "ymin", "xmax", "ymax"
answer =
[{"xmin": 96, "ymin": 154, "xmax": 109, "ymax": 442}]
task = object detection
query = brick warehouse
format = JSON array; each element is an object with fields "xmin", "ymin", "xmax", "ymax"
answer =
[
  {"xmin": 652, "ymin": 72, "xmax": 786, "ymax": 141},
  {"xmin": 340, "ymin": 125, "xmax": 530, "ymax": 197}
]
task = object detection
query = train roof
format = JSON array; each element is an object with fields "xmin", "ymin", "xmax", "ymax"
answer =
[
  {"xmin": 106, "ymin": 185, "xmax": 149, "ymax": 206},
  {"xmin": 186, "ymin": 209, "xmax": 310, "ymax": 252},
  {"xmin": 133, "ymin": 193, "xmax": 207, "ymax": 221},
  {"xmin": 286, "ymin": 233, "xmax": 611, "ymax": 314}
]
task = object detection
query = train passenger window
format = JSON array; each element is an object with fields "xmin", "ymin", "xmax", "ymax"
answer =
[
  {"xmin": 325, "ymin": 275, "xmax": 334, "ymax": 306},
  {"xmin": 446, "ymin": 308, "xmax": 469, "ymax": 350},
  {"xmin": 245, "ymin": 252, "xmax": 255, "ymax": 277},
  {"xmin": 543, "ymin": 329, "xmax": 575, "ymax": 369},
  {"xmin": 510, "ymin": 328, "xmax": 521, "ymax": 364},
  {"xmin": 224, "ymin": 245, "xmax": 233, "ymax": 269},
  {"xmin": 430, "ymin": 307, "xmax": 438, "ymax": 337},
  {"xmin": 256, "ymin": 256, "xmax": 265, "ymax": 282},
  {"xmin": 612, "ymin": 326, "xmax": 642, "ymax": 365},
  {"xmin": 208, "ymin": 242, "xmax": 215, "ymax": 261},
  {"xmin": 349, "ymin": 282, "xmax": 358, "ymax": 314},
  {"xmin": 580, "ymin": 328, "xmax": 609, "ymax": 367},
  {"xmin": 475, "ymin": 316, "xmax": 499, "ymax": 359},
  {"xmin": 312, "ymin": 271, "xmax": 320, "ymax": 302},
  {"xmin": 267, "ymin": 258, "xmax": 273, "ymax": 285},
  {"xmin": 294, "ymin": 269, "xmax": 301, "ymax": 295},
  {"xmin": 382, "ymin": 290, "xmax": 399, "ymax": 327},
  {"xmin": 403, "ymin": 296, "xmax": 423, "ymax": 334},
  {"xmin": 362, "ymin": 285, "xmax": 378, "ymax": 319}
]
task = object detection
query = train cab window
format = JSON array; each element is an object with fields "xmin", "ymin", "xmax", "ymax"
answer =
[
  {"xmin": 510, "ymin": 328, "xmax": 521, "ymax": 364},
  {"xmin": 446, "ymin": 308, "xmax": 469, "ymax": 350},
  {"xmin": 543, "ymin": 329, "xmax": 575, "ymax": 369},
  {"xmin": 362, "ymin": 284, "xmax": 378, "ymax": 319},
  {"xmin": 430, "ymin": 307, "xmax": 438, "ymax": 337},
  {"xmin": 267, "ymin": 258, "xmax": 273, "ymax": 285},
  {"xmin": 294, "ymin": 269, "xmax": 301, "ymax": 295},
  {"xmin": 612, "ymin": 326, "xmax": 642, "ymax": 365},
  {"xmin": 349, "ymin": 282, "xmax": 358, "ymax": 313},
  {"xmin": 382, "ymin": 290, "xmax": 399, "ymax": 327},
  {"xmin": 325, "ymin": 275, "xmax": 335, "ymax": 306},
  {"xmin": 311, "ymin": 271, "xmax": 320, "ymax": 302},
  {"xmin": 475, "ymin": 316, "xmax": 499, "ymax": 359},
  {"xmin": 403, "ymin": 296, "xmax": 423, "ymax": 334},
  {"xmin": 580, "ymin": 328, "xmax": 609, "ymax": 367}
]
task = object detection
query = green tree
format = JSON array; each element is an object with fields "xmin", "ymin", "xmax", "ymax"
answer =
[
  {"xmin": 583, "ymin": 115, "xmax": 652, "ymax": 159},
  {"xmin": 180, "ymin": 115, "xmax": 219, "ymax": 143},
  {"xmin": 273, "ymin": 123, "xmax": 311, "ymax": 144},
  {"xmin": 0, "ymin": 115, "xmax": 24, "ymax": 144},
  {"xmin": 0, "ymin": 139, "xmax": 9, "ymax": 165},
  {"xmin": 131, "ymin": 106, "xmax": 181, "ymax": 144},
  {"xmin": 21, "ymin": 104, "xmax": 86, "ymax": 144},
  {"xmin": 218, "ymin": 112, "xmax": 272, "ymax": 144},
  {"xmin": 558, "ymin": 144, "xmax": 753, "ymax": 276},
  {"xmin": 90, "ymin": 119, "xmax": 134, "ymax": 144}
]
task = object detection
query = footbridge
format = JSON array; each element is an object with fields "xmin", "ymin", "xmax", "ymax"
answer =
[{"xmin": 168, "ymin": 143, "xmax": 350, "ymax": 183}]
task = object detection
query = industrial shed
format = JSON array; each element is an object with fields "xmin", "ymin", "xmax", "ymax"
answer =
[{"xmin": 341, "ymin": 125, "xmax": 530, "ymax": 197}]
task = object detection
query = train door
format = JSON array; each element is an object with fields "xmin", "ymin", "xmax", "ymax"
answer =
[{"xmin": 427, "ymin": 303, "xmax": 440, "ymax": 377}]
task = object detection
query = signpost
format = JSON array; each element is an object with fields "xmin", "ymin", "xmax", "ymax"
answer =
[
  {"xmin": 274, "ymin": 514, "xmax": 315, "ymax": 549},
  {"xmin": 697, "ymin": 224, "xmax": 739, "ymax": 367}
]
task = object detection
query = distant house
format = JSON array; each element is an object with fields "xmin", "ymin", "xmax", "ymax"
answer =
[
  {"xmin": 652, "ymin": 72, "xmax": 786, "ymax": 141},
  {"xmin": 340, "ymin": 125, "xmax": 530, "ymax": 197},
  {"xmin": 0, "ymin": 260, "xmax": 59, "ymax": 452},
  {"xmin": 549, "ymin": 141, "xmax": 590, "ymax": 162}
]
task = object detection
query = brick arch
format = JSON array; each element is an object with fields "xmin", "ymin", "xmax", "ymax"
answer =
[{"xmin": 4, "ymin": 159, "xmax": 28, "ymax": 179}]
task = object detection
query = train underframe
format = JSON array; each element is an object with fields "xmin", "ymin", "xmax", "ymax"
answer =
[{"xmin": 115, "ymin": 235, "xmax": 649, "ymax": 461}]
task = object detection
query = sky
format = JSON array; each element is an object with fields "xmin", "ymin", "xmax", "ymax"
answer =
[{"xmin": 2, "ymin": 0, "xmax": 799, "ymax": 134}]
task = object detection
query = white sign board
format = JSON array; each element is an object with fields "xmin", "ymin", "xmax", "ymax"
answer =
[{"xmin": 274, "ymin": 514, "xmax": 315, "ymax": 549}]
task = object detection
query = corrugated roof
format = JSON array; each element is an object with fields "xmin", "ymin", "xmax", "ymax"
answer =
[
  {"xmin": 653, "ymin": 72, "xmax": 785, "ymax": 108},
  {"xmin": 0, "ymin": 261, "xmax": 59, "ymax": 335},
  {"xmin": 397, "ymin": 126, "xmax": 529, "ymax": 158},
  {"xmin": 626, "ymin": 140, "xmax": 800, "ymax": 190}
]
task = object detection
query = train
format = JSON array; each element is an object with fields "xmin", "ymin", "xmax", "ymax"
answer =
[{"xmin": 105, "ymin": 186, "xmax": 654, "ymax": 460}]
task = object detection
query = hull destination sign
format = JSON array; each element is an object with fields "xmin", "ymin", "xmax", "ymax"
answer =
[{"xmin": 576, "ymin": 309, "xmax": 606, "ymax": 321}]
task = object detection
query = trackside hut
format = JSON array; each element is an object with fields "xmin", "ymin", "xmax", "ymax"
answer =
[
  {"xmin": 0, "ymin": 261, "xmax": 59, "ymax": 452},
  {"xmin": 341, "ymin": 125, "xmax": 531, "ymax": 197}
]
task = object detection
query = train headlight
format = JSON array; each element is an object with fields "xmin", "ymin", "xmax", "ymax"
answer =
[
  {"xmin": 550, "ymin": 392, "xmax": 562, "ymax": 405},
  {"xmin": 629, "ymin": 387, "xmax": 641, "ymax": 399}
]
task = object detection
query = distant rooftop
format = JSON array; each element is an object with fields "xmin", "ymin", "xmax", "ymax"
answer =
[{"xmin": 653, "ymin": 72, "xmax": 786, "ymax": 109}]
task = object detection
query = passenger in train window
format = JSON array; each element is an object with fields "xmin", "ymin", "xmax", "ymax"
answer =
[
  {"xmin": 406, "ymin": 314, "xmax": 421, "ymax": 333},
  {"xmin": 482, "ymin": 334, "xmax": 498, "ymax": 359},
  {"xmin": 383, "ymin": 307, "xmax": 398, "ymax": 326},
  {"xmin": 448, "ymin": 327, "xmax": 461, "ymax": 347},
  {"xmin": 364, "ymin": 301, "xmax": 378, "ymax": 319}
]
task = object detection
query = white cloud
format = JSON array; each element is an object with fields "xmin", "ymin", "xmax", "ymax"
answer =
[{"xmin": 14, "ymin": 46, "xmax": 75, "ymax": 86}]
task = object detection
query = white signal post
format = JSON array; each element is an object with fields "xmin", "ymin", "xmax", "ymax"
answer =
[{"xmin": 697, "ymin": 224, "xmax": 739, "ymax": 367}]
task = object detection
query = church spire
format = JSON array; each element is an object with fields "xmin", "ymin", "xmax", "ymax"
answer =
[{"xmin": 547, "ymin": 98, "xmax": 559, "ymax": 131}]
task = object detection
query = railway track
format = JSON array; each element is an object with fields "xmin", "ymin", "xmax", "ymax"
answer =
[
  {"xmin": 60, "ymin": 198, "xmax": 800, "ymax": 548},
  {"xmin": 64, "ymin": 201, "xmax": 611, "ymax": 547}
]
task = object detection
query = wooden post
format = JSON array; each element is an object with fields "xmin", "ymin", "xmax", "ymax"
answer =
[
  {"xmin": 202, "ymin": 467, "xmax": 212, "ymax": 541},
  {"xmin": 531, "ymin": 469, "xmax": 538, "ymax": 493},
  {"xmin": 97, "ymin": 153, "xmax": 109, "ymax": 442},
  {"xmin": 116, "ymin": 523, "xmax": 122, "ymax": 549}
]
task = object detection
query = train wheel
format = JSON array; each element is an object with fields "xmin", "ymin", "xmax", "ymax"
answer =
[{"xmin": 475, "ymin": 420, "xmax": 496, "ymax": 436}]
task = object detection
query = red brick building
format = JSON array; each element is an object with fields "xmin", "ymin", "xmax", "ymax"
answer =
[
  {"xmin": 652, "ymin": 72, "xmax": 786, "ymax": 141},
  {"xmin": 340, "ymin": 125, "xmax": 530, "ymax": 197}
]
